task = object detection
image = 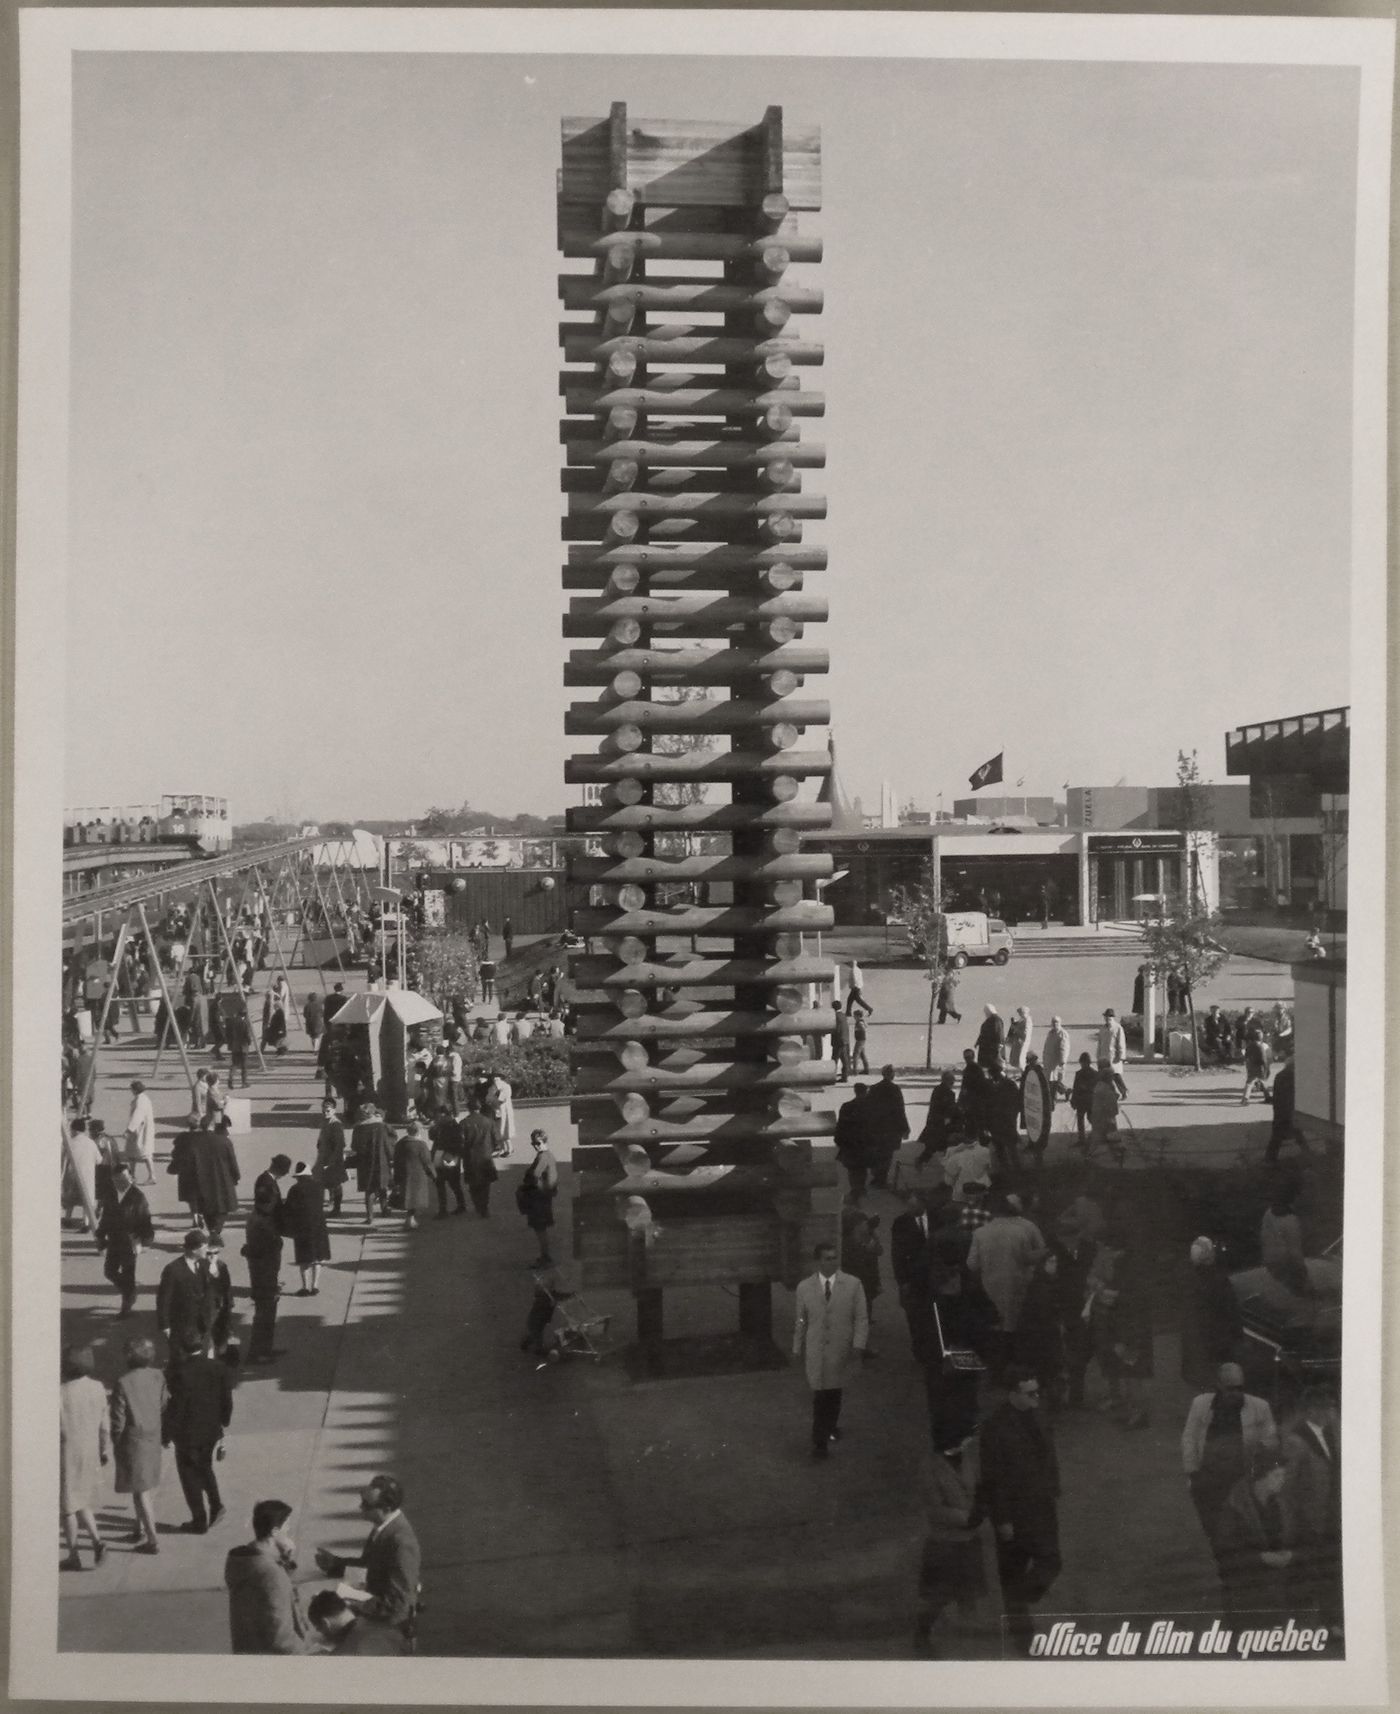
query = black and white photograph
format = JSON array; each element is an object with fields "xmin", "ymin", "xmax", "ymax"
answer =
[{"xmin": 10, "ymin": 7, "xmax": 1394, "ymax": 1705}]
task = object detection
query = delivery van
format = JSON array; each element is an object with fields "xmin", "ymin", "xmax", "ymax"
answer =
[{"xmin": 908, "ymin": 910, "xmax": 1015, "ymax": 968}]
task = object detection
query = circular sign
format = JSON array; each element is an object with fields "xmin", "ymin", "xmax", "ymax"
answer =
[{"xmin": 1020, "ymin": 1062, "xmax": 1051, "ymax": 1153}]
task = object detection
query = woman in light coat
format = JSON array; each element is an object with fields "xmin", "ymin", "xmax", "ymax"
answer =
[
  {"xmin": 110, "ymin": 1337, "xmax": 167, "ymax": 1553},
  {"xmin": 60, "ymin": 1345, "xmax": 111, "ymax": 1570},
  {"xmin": 485, "ymin": 1072, "xmax": 516, "ymax": 1157},
  {"xmin": 1005, "ymin": 1007, "xmax": 1033, "ymax": 1072},
  {"xmin": 123, "ymin": 1080, "xmax": 156, "ymax": 1184}
]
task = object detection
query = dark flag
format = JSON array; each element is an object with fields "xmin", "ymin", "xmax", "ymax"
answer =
[{"xmin": 968, "ymin": 752, "xmax": 1004, "ymax": 791}]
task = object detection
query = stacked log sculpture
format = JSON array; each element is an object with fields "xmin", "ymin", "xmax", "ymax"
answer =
[{"xmin": 559, "ymin": 106, "xmax": 840, "ymax": 1354}]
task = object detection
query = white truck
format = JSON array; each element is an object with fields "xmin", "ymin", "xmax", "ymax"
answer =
[{"xmin": 907, "ymin": 910, "xmax": 1015, "ymax": 968}]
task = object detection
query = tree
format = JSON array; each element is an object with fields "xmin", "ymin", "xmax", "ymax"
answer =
[
  {"xmin": 1138, "ymin": 895, "xmax": 1230, "ymax": 1070},
  {"xmin": 1172, "ymin": 748, "xmax": 1213, "ymax": 911},
  {"xmin": 890, "ymin": 861, "xmax": 949, "ymax": 1071},
  {"xmin": 413, "ymin": 930, "xmax": 480, "ymax": 1011}
]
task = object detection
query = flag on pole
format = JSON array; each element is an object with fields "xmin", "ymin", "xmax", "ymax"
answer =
[{"xmin": 968, "ymin": 752, "xmax": 1004, "ymax": 791}]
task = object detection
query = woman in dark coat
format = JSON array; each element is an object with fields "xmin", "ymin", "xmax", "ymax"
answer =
[
  {"xmin": 167, "ymin": 1123, "xmax": 205, "ymax": 1229},
  {"xmin": 517, "ymin": 1129, "xmax": 560, "ymax": 1265},
  {"xmin": 1180, "ymin": 1236, "xmax": 1244, "ymax": 1388},
  {"xmin": 241, "ymin": 1185, "xmax": 284, "ymax": 1364},
  {"xmin": 283, "ymin": 1164, "xmax": 330, "ymax": 1294},
  {"xmin": 351, "ymin": 1103, "xmax": 394, "ymax": 1225},
  {"xmin": 975, "ymin": 1005, "xmax": 1006, "ymax": 1072},
  {"xmin": 110, "ymin": 1337, "xmax": 166, "ymax": 1552},
  {"xmin": 314, "ymin": 1101, "xmax": 348, "ymax": 1218},
  {"xmin": 190, "ymin": 1116, "xmax": 242, "ymax": 1240}
]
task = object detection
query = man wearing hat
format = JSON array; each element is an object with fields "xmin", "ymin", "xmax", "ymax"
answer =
[{"xmin": 1095, "ymin": 1008, "xmax": 1128, "ymax": 1098}]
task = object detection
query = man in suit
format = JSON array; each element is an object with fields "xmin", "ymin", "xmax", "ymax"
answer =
[
  {"xmin": 792, "ymin": 1243, "xmax": 869, "ymax": 1460},
  {"xmin": 254, "ymin": 1155, "xmax": 293, "ymax": 1229},
  {"xmin": 864, "ymin": 1065, "xmax": 911, "ymax": 1191},
  {"xmin": 225, "ymin": 1500, "xmax": 310, "ymax": 1654},
  {"xmin": 834, "ymin": 1085, "xmax": 874, "ymax": 1202},
  {"xmin": 98, "ymin": 1164, "xmax": 154, "ymax": 1316},
  {"xmin": 891, "ymin": 1188, "xmax": 942, "ymax": 1361},
  {"xmin": 315, "ymin": 1475, "xmax": 422, "ymax": 1636},
  {"xmin": 157, "ymin": 1230, "xmax": 220, "ymax": 1365},
  {"xmin": 164, "ymin": 1334, "xmax": 234, "ymax": 1532},
  {"xmin": 306, "ymin": 1590, "xmax": 411, "ymax": 1656},
  {"xmin": 978, "ymin": 1366, "xmax": 1062, "ymax": 1653},
  {"xmin": 1282, "ymin": 1388, "xmax": 1341, "ymax": 1632}
]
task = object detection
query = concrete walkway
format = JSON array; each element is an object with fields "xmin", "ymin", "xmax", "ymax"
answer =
[{"xmin": 60, "ymin": 956, "xmax": 1292, "ymax": 1657}]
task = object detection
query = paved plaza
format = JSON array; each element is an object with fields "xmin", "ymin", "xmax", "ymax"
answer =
[{"xmin": 59, "ymin": 948, "xmax": 1305, "ymax": 1657}]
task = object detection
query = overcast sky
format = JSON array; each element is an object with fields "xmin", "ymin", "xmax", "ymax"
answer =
[{"xmin": 66, "ymin": 51, "xmax": 1358, "ymax": 822}]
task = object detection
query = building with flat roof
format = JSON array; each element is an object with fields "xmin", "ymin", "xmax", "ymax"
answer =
[
  {"xmin": 801, "ymin": 823, "xmax": 1216, "ymax": 929},
  {"xmin": 1223, "ymin": 706, "xmax": 1348, "ymax": 924}
]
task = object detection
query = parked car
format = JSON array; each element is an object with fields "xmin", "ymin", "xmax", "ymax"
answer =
[{"xmin": 1228, "ymin": 1242, "xmax": 1340, "ymax": 1405}]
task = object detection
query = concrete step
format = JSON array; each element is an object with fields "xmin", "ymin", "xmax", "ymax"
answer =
[{"xmin": 1017, "ymin": 937, "xmax": 1145, "ymax": 957}]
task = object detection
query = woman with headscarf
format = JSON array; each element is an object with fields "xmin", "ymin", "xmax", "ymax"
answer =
[
  {"xmin": 1005, "ymin": 1007, "xmax": 1033, "ymax": 1073},
  {"xmin": 60, "ymin": 1345, "xmax": 112, "ymax": 1571},
  {"xmin": 110, "ymin": 1337, "xmax": 167, "ymax": 1553},
  {"xmin": 912, "ymin": 1432, "xmax": 987, "ymax": 1656},
  {"xmin": 395, "ymin": 1121, "xmax": 436, "ymax": 1231},
  {"xmin": 283, "ymin": 1162, "xmax": 331, "ymax": 1294},
  {"xmin": 241, "ymin": 1182, "xmax": 285, "ymax": 1364},
  {"xmin": 517, "ymin": 1129, "xmax": 560, "ymax": 1266},
  {"xmin": 1180, "ymin": 1236, "xmax": 1244, "ymax": 1389}
]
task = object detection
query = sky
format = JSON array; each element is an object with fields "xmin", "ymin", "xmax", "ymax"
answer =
[{"xmin": 66, "ymin": 51, "xmax": 1359, "ymax": 822}]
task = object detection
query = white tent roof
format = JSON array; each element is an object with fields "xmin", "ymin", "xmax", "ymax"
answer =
[{"xmin": 329, "ymin": 988, "xmax": 441, "ymax": 1028}]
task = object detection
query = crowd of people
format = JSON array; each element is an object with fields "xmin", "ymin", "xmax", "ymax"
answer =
[
  {"xmin": 805, "ymin": 970, "xmax": 1334, "ymax": 1656},
  {"xmin": 57, "ymin": 917, "xmax": 573, "ymax": 1653}
]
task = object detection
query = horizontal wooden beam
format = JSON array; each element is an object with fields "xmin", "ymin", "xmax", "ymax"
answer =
[
  {"xmin": 565, "ymin": 642, "xmax": 825, "ymax": 682},
  {"xmin": 568, "ymin": 853, "xmax": 833, "ymax": 886},
  {"xmin": 562, "ymin": 333, "xmax": 823, "ymax": 368},
  {"xmin": 572, "ymin": 902, "xmax": 833, "ymax": 936},
  {"xmin": 574, "ymin": 1058, "xmax": 836, "ymax": 1095},
  {"xmin": 567, "ymin": 543, "xmax": 825, "ymax": 571},
  {"xmin": 565, "ymin": 439, "xmax": 822, "ymax": 470},
  {"xmin": 560, "ymin": 279, "xmax": 822, "ymax": 313},
  {"xmin": 570, "ymin": 954, "xmax": 833, "ymax": 989},
  {"xmin": 562, "ymin": 230, "xmax": 823, "ymax": 264},
  {"xmin": 576, "ymin": 1007, "xmax": 832, "ymax": 1042},
  {"xmin": 567, "ymin": 592, "xmax": 824, "ymax": 627},
  {"xmin": 566, "ymin": 696, "xmax": 828, "ymax": 733},
  {"xmin": 566, "ymin": 801, "xmax": 831, "ymax": 833},
  {"xmin": 561, "ymin": 515, "xmax": 804, "ymax": 546},
  {"xmin": 562, "ymin": 387, "xmax": 824, "ymax": 418},
  {"xmin": 565, "ymin": 750, "xmax": 829, "ymax": 785}
]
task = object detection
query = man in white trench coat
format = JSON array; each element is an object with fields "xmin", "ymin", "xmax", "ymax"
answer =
[{"xmin": 793, "ymin": 1241, "xmax": 869, "ymax": 1459}]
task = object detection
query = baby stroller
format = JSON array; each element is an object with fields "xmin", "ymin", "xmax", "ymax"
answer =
[{"xmin": 521, "ymin": 1267, "xmax": 614, "ymax": 1367}]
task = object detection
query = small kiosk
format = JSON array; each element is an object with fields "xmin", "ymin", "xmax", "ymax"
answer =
[{"xmin": 327, "ymin": 986, "xmax": 442, "ymax": 1122}]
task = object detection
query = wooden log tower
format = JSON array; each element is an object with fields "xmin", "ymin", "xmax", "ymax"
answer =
[{"xmin": 559, "ymin": 106, "xmax": 840, "ymax": 1364}]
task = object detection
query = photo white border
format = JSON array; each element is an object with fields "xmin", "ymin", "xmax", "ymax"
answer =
[{"xmin": 12, "ymin": 8, "xmax": 1395, "ymax": 1705}]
